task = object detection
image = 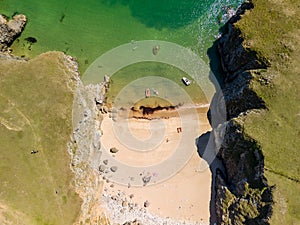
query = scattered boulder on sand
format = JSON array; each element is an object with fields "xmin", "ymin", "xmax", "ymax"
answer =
[
  {"xmin": 99, "ymin": 165, "xmax": 107, "ymax": 173},
  {"xmin": 144, "ymin": 200, "xmax": 150, "ymax": 208},
  {"xmin": 110, "ymin": 166, "xmax": 118, "ymax": 172},
  {"xmin": 122, "ymin": 200, "xmax": 128, "ymax": 207},
  {"xmin": 103, "ymin": 159, "xmax": 108, "ymax": 165},
  {"xmin": 142, "ymin": 175, "xmax": 151, "ymax": 186},
  {"xmin": 123, "ymin": 219, "xmax": 143, "ymax": 225},
  {"xmin": 99, "ymin": 106, "xmax": 108, "ymax": 114},
  {"xmin": 110, "ymin": 147, "xmax": 119, "ymax": 153},
  {"xmin": 128, "ymin": 202, "xmax": 135, "ymax": 211},
  {"xmin": 103, "ymin": 106, "xmax": 108, "ymax": 113}
]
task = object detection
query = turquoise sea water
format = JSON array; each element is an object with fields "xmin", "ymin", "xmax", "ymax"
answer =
[{"xmin": 0, "ymin": 0, "xmax": 243, "ymax": 72}]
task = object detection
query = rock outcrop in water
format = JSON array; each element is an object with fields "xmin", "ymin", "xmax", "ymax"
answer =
[
  {"xmin": 209, "ymin": 1, "xmax": 274, "ymax": 225},
  {"xmin": 0, "ymin": 14, "xmax": 27, "ymax": 51}
]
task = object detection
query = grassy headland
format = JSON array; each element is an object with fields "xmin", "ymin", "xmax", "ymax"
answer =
[
  {"xmin": 0, "ymin": 52, "xmax": 82, "ymax": 224},
  {"xmin": 235, "ymin": 0, "xmax": 300, "ymax": 223}
]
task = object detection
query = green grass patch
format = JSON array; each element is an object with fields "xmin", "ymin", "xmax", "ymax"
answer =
[
  {"xmin": 235, "ymin": 0, "xmax": 300, "ymax": 224},
  {"xmin": 266, "ymin": 171, "xmax": 300, "ymax": 225},
  {"xmin": 220, "ymin": 183, "xmax": 263, "ymax": 223},
  {"xmin": 0, "ymin": 52, "xmax": 82, "ymax": 224},
  {"xmin": 236, "ymin": 0, "xmax": 296, "ymax": 63}
]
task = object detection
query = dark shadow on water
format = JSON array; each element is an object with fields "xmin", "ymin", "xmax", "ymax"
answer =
[
  {"xmin": 196, "ymin": 131, "xmax": 224, "ymax": 225},
  {"xmin": 207, "ymin": 39, "xmax": 225, "ymax": 88},
  {"xmin": 207, "ymin": 17, "xmax": 234, "ymax": 89},
  {"xmin": 207, "ymin": 38, "xmax": 228, "ymax": 127},
  {"xmin": 101, "ymin": 0, "xmax": 209, "ymax": 29}
]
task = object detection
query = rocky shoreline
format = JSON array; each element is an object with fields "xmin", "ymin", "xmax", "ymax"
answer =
[
  {"xmin": 209, "ymin": 1, "xmax": 273, "ymax": 224},
  {"xmin": 68, "ymin": 67, "xmax": 209, "ymax": 225},
  {"xmin": 102, "ymin": 189, "xmax": 207, "ymax": 225},
  {"xmin": 0, "ymin": 14, "xmax": 27, "ymax": 52}
]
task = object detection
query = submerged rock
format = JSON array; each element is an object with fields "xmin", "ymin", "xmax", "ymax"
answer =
[
  {"xmin": 24, "ymin": 36, "xmax": 37, "ymax": 43},
  {"xmin": 152, "ymin": 45, "xmax": 160, "ymax": 55}
]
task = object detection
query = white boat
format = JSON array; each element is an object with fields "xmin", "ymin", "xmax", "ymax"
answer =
[
  {"xmin": 152, "ymin": 88, "xmax": 159, "ymax": 96},
  {"xmin": 182, "ymin": 77, "xmax": 191, "ymax": 86}
]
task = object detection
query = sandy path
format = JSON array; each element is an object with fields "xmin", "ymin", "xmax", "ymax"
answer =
[{"xmin": 100, "ymin": 108, "xmax": 212, "ymax": 224}]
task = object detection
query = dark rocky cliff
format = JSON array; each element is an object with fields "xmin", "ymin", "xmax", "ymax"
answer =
[{"xmin": 209, "ymin": 2, "xmax": 274, "ymax": 224}]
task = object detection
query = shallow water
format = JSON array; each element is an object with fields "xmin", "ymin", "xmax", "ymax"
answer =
[{"xmin": 0, "ymin": 0, "xmax": 243, "ymax": 72}]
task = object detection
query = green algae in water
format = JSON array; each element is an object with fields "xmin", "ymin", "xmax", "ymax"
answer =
[{"xmin": 0, "ymin": 0, "xmax": 243, "ymax": 72}]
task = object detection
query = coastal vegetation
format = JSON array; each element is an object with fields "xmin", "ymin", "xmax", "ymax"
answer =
[
  {"xmin": 237, "ymin": 0, "xmax": 300, "ymax": 223},
  {"xmin": 212, "ymin": 0, "xmax": 300, "ymax": 224},
  {"xmin": 0, "ymin": 52, "xmax": 82, "ymax": 224}
]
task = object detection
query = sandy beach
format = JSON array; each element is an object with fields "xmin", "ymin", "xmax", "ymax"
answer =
[{"xmin": 99, "ymin": 105, "xmax": 212, "ymax": 224}]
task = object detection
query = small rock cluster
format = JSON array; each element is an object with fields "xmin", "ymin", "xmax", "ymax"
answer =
[
  {"xmin": 68, "ymin": 76, "xmax": 108, "ymax": 223},
  {"xmin": 123, "ymin": 219, "xmax": 143, "ymax": 225},
  {"xmin": 102, "ymin": 189, "xmax": 204, "ymax": 225},
  {"xmin": 0, "ymin": 14, "xmax": 27, "ymax": 51}
]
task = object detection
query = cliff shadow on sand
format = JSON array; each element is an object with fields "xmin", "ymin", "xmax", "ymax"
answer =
[{"xmin": 196, "ymin": 131, "xmax": 225, "ymax": 225}]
